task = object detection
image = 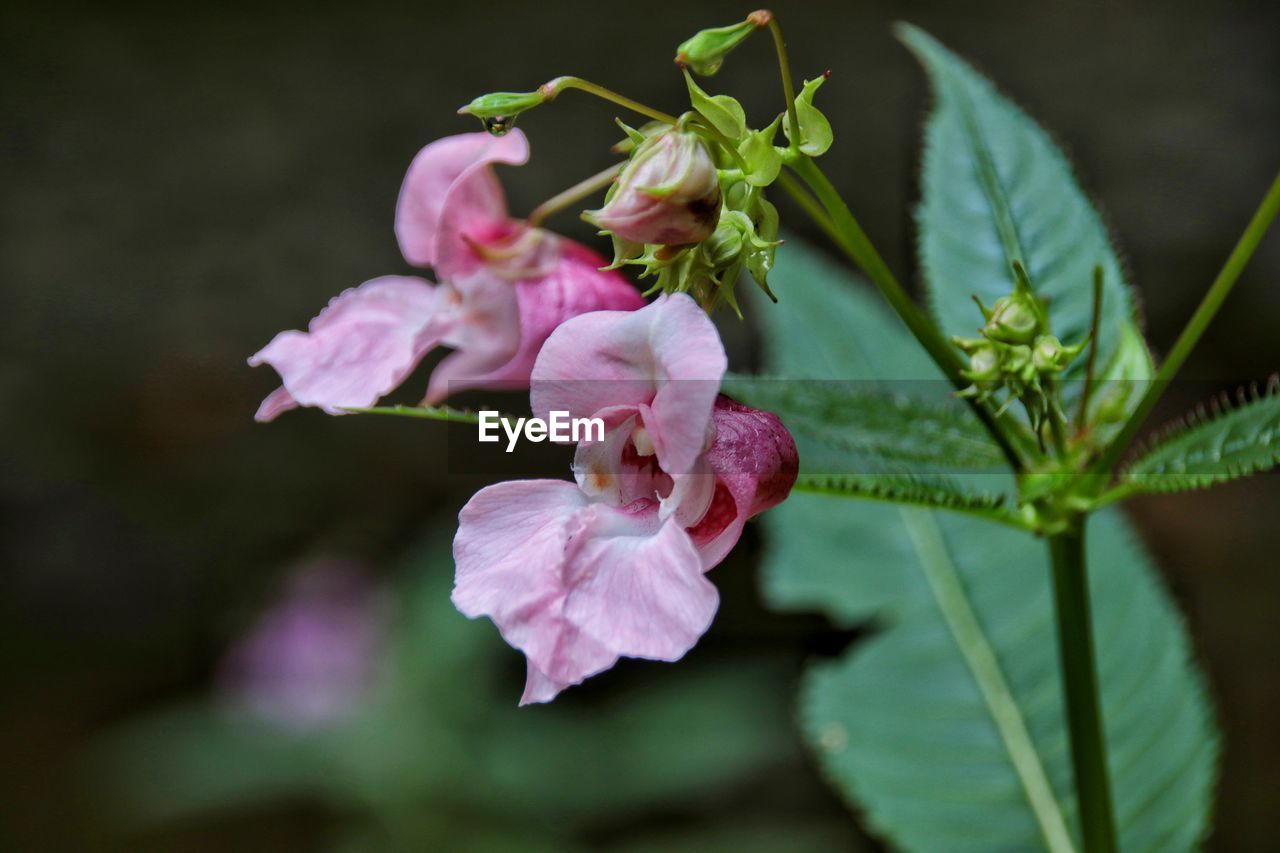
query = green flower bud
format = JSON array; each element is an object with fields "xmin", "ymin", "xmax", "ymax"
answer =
[
  {"xmin": 674, "ymin": 13, "xmax": 767, "ymax": 76},
  {"xmin": 1004, "ymin": 344, "xmax": 1036, "ymax": 382},
  {"xmin": 1032, "ymin": 335, "xmax": 1064, "ymax": 371},
  {"xmin": 457, "ymin": 90, "xmax": 547, "ymax": 134},
  {"xmin": 704, "ymin": 218, "xmax": 745, "ymax": 268},
  {"xmin": 964, "ymin": 343, "xmax": 1001, "ymax": 384},
  {"xmin": 984, "ymin": 294, "xmax": 1039, "ymax": 344}
]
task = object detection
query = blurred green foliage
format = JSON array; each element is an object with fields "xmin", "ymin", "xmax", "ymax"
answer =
[{"xmin": 89, "ymin": 528, "xmax": 858, "ymax": 851}]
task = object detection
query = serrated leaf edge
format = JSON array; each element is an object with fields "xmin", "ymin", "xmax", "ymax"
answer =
[{"xmin": 1121, "ymin": 375, "xmax": 1280, "ymax": 493}]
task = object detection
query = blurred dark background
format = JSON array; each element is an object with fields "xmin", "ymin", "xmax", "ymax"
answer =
[{"xmin": 2, "ymin": 0, "xmax": 1277, "ymax": 849}]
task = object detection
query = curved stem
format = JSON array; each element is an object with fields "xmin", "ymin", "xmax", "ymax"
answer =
[
  {"xmin": 1048, "ymin": 521, "xmax": 1117, "ymax": 853},
  {"xmin": 528, "ymin": 162, "xmax": 623, "ymax": 227},
  {"xmin": 765, "ymin": 16, "xmax": 802, "ymax": 146},
  {"xmin": 786, "ymin": 157, "xmax": 957, "ymax": 376},
  {"xmin": 776, "ymin": 170, "xmax": 836, "ymax": 234},
  {"xmin": 1091, "ymin": 168, "xmax": 1280, "ymax": 477},
  {"xmin": 784, "ymin": 155, "xmax": 1033, "ymax": 470},
  {"xmin": 540, "ymin": 76, "xmax": 677, "ymax": 125}
]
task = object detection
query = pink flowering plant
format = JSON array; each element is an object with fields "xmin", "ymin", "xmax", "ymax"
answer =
[{"xmin": 248, "ymin": 10, "xmax": 1280, "ymax": 852}]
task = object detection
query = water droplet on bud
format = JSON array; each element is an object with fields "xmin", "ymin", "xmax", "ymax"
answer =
[{"xmin": 483, "ymin": 116, "xmax": 515, "ymax": 136}]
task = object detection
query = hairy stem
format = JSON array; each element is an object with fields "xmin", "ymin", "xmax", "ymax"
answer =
[
  {"xmin": 1048, "ymin": 521, "xmax": 1117, "ymax": 853},
  {"xmin": 1092, "ymin": 168, "xmax": 1280, "ymax": 477},
  {"xmin": 784, "ymin": 155, "xmax": 1032, "ymax": 470},
  {"xmin": 540, "ymin": 76, "xmax": 677, "ymax": 125}
]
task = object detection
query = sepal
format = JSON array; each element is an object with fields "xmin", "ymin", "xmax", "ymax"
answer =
[
  {"xmin": 783, "ymin": 75, "xmax": 833, "ymax": 156},
  {"xmin": 684, "ymin": 70, "xmax": 748, "ymax": 141}
]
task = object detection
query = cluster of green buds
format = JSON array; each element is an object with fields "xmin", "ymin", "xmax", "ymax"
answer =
[
  {"xmin": 955, "ymin": 263, "xmax": 1086, "ymax": 430},
  {"xmin": 593, "ymin": 92, "xmax": 787, "ymax": 312},
  {"xmin": 455, "ymin": 10, "xmax": 835, "ymax": 313}
]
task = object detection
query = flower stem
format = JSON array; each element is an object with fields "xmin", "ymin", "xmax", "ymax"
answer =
[
  {"xmin": 527, "ymin": 162, "xmax": 623, "ymax": 227},
  {"xmin": 540, "ymin": 77, "xmax": 677, "ymax": 125},
  {"xmin": 1091, "ymin": 167, "xmax": 1280, "ymax": 477},
  {"xmin": 1048, "ymin": 520, "xmax": 1117, "ymax": 853},
  {"xmin": 764, "ymin": 15, "xmax": 802, "ymax": 147},
  {"xmin": 784, "ymin": 154, "xmax": 1032, "ymax": 469}
]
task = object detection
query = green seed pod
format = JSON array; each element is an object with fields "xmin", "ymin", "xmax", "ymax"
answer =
[
  {"xmin": 984, "ymin": 294, "xmax": 1040, "ymax": 344},
  {"xmin": 674, "ymin": 14, "xmax": 766, "ymax": 76}
]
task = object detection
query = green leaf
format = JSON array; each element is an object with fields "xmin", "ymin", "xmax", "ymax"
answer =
[
  {"xmin": 898, "ymin": 24, "xmax": 1153, "ymax": 408},
  {"xmin": 684, "ymin": 70, "xmax": 747, "ymax": 141},
  {"xmin": 773, "ymin": 504, "xmax": 1217, "ymax": 852},
  {"xmin": 723, "ymin": 376, "xmax": 1007, "ymax": 471},
  {"xmin": 792, "ymin": 474, "xmax": 1019, "ymax": 526},
  {"xmin": 749, "ymin": 235, "xmax": 944, "ymax": 385},
  {"xmin": 722, "ymin": 375, "xmax": 1018, "ymax": 521},
  {"xmin": 748, "ymin": 237, "xmax": 1218, "ymax": 851},
  {"xmin": 1122, "ymin": 380, "xmax": 1280, "ymax": 493}
]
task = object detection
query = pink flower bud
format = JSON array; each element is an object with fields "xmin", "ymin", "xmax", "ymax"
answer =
[{"xmin": 589, "ymin": 129, "xmax": 722, "ymax": 246}]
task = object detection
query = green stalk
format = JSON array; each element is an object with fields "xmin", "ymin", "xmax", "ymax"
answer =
[
  {"xmin": 1091, "ymin": 168, "xmax": 1280, "ymax": 477},
  {"xmin": 528, "ymin": 162, "xmax": 623, "ymax": 226},
  {"xmin": 540, "ymin": 76, "xmax": 677, "ymax": 125},
  {"xmin": 784, "ymin": 155, "xmax": 1032, "ymax": 470},
  {"xmin": 765, "ymin": 15, "xmax": 802, "ymax": 147},
  {"xmin": 1048, "ymin": 520, "xmax": 1117, "ymax": 853}
]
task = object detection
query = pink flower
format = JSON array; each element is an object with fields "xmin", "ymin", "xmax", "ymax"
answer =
[
  {"xmin": 249, "ymin": 130, "xmax": 644, "ymax": 421},
  {"xmin": 587, "ymin": 129, "xmax": 722, "ymax": 246},
  {"xmin": 451, "ymin": 295, "xmax": 797, "ymax": 704}
]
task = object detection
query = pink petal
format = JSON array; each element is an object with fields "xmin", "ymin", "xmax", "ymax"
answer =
[
  {"xmin": 424, "ymin": 238, "xmax": 642, "ymax": 403},
  {"xmin": 249, "ymin": 276, "xmax": 447, "ymax": 417},
  {"xmin": 452, "ymin": 479, "xmax": 717, "ymax": 704},
  {"xmin": 423, "ymin": 270, "xmax": 522, "ymax": 404},
  {"xmin": 531, "ymin": 293, "xmax": 726, "ymax": 475},
  {"xmin": 522, "ymin": 661, "xmax": 571, "ymax": 705},
  {"xmin": 394, "ymin": 130, "xmax": 529, "ymax": 269},
  {"xmin": 254, "ymin": 386, "xmax": 299, "ymax": 423},
  {"xmin": 561, "ymin": 509, "xmax": 716, "ymax": 663},
  {"xmin": 688, "ymin": 396, "xmax": 799, "ymax": 569}
]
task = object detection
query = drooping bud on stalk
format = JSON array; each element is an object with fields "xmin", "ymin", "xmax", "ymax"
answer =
[
  {"xmin": 587, "ymin": 128, "xmax": 722, "ymax": 247},
  {"xmin": 674, "ymin": 11, "xmax": 770, "ymax": 76},
  {"xmin": 458, "ymin": 90, "xmax": 548, "ymax": 135}
]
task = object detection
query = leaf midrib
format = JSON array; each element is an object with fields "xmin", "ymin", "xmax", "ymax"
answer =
[
  {"xmin": 953, "ymin": 83, "xmax": 1029, "ymax": 274},
  {"xmin": 899, "ymin": 507, "xmax": 1078, "ymax": 853}
]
